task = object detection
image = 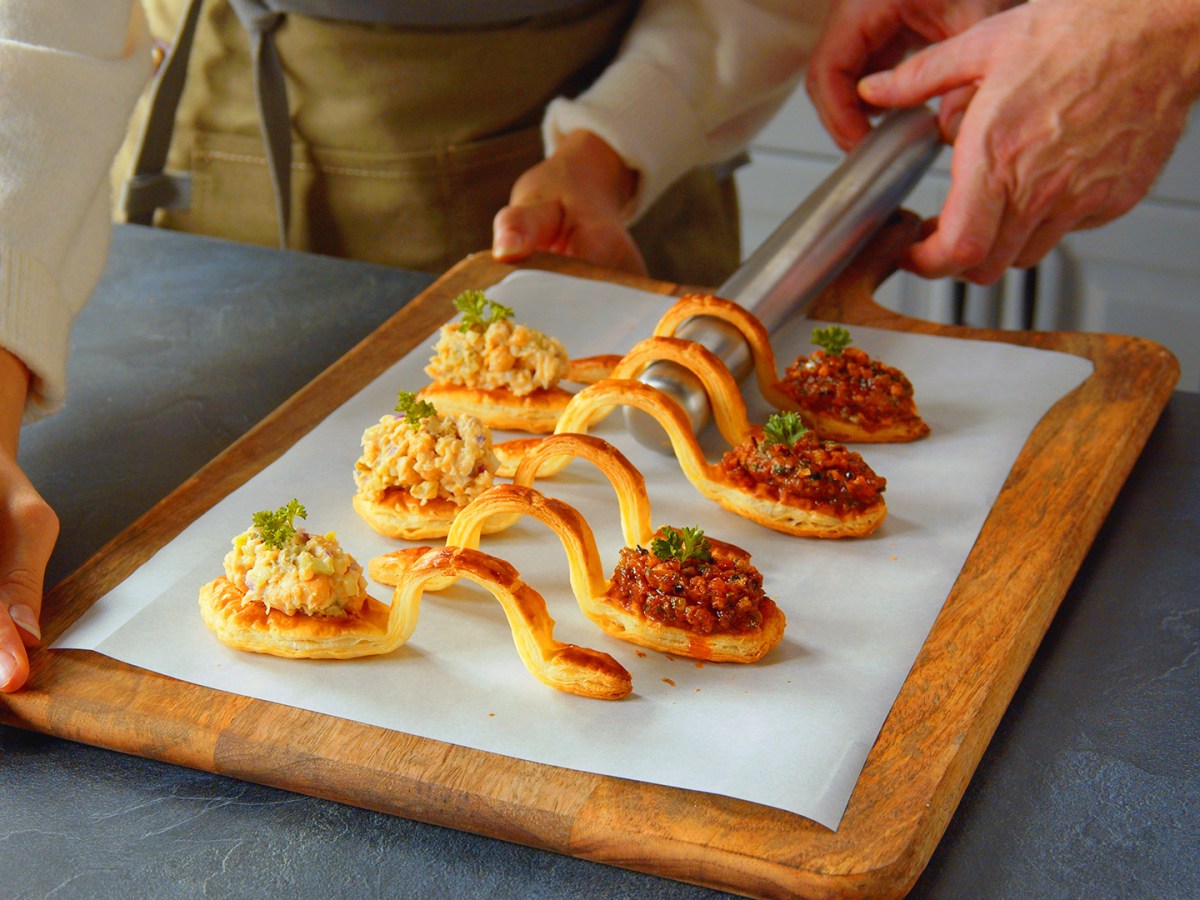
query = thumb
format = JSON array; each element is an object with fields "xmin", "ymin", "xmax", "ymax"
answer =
[
  {"xmin": 0, "ymin": 493, "xmax": 58, "ymax": 692},
  {"xmin": 0, "ymin": 603, "xmax": 32, "ymax": 692},
  {"xmin": 492, "ymin": 200, "xmax": 567, "ymax": 262},
  {"xmin": 0, "ymin": 570, "xmax": 46, "ymax": 692}
]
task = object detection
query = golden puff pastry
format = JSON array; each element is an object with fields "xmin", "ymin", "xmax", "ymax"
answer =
[
  {"xmin": 199, "ymin": 575, "xmax": 402, "ymax": 660},
  {"xmin": 392, "ymin": 546, "xmax": 632, "ymax": 700},
  {"xmin": 419, "ymin": 289, "xmax": 617, "ymax": 434},
  {"xmin": 553, "ymin": 376, "xmax": 887, "ymax": 538},
  {"xmin": 369, "ymin": 433, "xmax": 647, "ymax": 586},
  {"xmin": 366, "ymin": 430, "xmax": 752, "ymax": 570},
  {"xmin": 199, "ymin": 500, "xmax": 408, "ymax": 659},
  {"xmin": 509, "ymin": 431, "xmax": 751, "ymax": 562},
  {"xmin": 352, "ymin": 391, "xmax": 514, "ymax": 540},
  {"xmin": 653, "ymin": 294, "xmax": 928, "ymax": 443},
  {"xmin": 510, "ymin": 432, "xmax": 654, "ymax": 549},
  {"xmin": 486, "ymin": 332, "xmax": 756, "ymax": 484},
  {"xmin": 566, "ymin": 353, "xmax": 622, "ymax": 385},
  {"xmin": 447, "ymin": 486, "xmax": 785, "ymax": 663},
  {"xmin": 373, "ymin": 484, "xmax": 784, "ymax": 664},
  {"xmin": 200, "ymin": 503, "xmax": 628, "ymax": 698}
]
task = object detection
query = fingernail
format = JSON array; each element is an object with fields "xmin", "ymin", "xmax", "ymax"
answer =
[
  {"xmin": 0, "ymin": 651, "xmax": 15, "ymax": 687},
  {"xmin": 9, "ymin": 604, "xmax": 40, "ymax": 641},
  {"xmin": 493, "ymin": 228, "xmax": 526, "ymax": 259}
]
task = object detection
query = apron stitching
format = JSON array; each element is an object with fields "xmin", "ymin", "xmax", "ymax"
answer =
[
  {"xmin": 200, "ymin": 148, "xmax": 410, "ymax": 178},
  {"xmin": 199, "ymin": 144, "xmax": 539, "ymax": 178}
]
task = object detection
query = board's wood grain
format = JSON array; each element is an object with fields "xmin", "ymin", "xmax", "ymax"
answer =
[{"xmin": 2, "ymin": 214, "xmax": 1179, "ymax": 899}]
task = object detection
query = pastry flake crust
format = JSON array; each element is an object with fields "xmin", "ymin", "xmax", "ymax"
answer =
[
  {"xmin": 417, "ymin": 356, "xmax": 622, "ymax": 436},
  {"xmin": 416, "ymin": 382, "xmax": 572, "ymax": 434},
  {"xmin": 199, "ymin": 576, "xmax": 402, "ymax": 660},
  {"xmin": 200, "ymin": 542, "xmax": 629, "ymax": 699},
  {"xmin": 397, "ymin": 546, "xmax": 632, "ymax": 700},
  {"xmin": 373, "ymin": 482, "xmax": 786, "ymax": 664},
  {"xmin": 553, "ymin": 376, "xmax": 887, "ymax": 538},
  {"xmin": 351, "ymin": 487, "xmax": 515, "ymax": 541},
  {"xmin": 566, "ymin": 354, "xmax": 621, "ymax": 385},
  {"xmin": 511, "ymin": 432, "xmax": 654, "ymax": 548},
  {"xmin": 702, "ymin": 476, "xmax": 887, "ymax": 539},
  {"xmin": 654, "ymin": 294, "xmax": 929, "ymax": 443}
]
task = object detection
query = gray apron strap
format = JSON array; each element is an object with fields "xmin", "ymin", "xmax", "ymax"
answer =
[
  {"xmin": 120, "ymin": 0, "xmax": 204, "ymax": 226},
  {"xmin": 122, "ymin": 0, "xmax": 295, "ymax": 249},
  {"xmin": 227, "ymin": 0, "xmax": 293, "ymax": 249}
]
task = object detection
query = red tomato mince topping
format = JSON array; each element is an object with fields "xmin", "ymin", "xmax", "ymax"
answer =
[
  {"xmin": 606, "ymin": 544, "xmax": 771, "ymax": 635},
  {"xmin": 719, "ymin": 431, "xmax": 886, "ymax": 513},
  {"xmin": 780, "ymin": 346, "xmax": 919, "ymax": 429}
]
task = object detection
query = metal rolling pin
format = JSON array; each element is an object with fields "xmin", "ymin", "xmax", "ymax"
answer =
[{"xmin": 627, "ymin": 106, "xmax": 943, "ymax": 451}]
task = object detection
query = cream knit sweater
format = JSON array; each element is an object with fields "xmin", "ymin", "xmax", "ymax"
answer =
[{"xmin": 0, "ymin": 3, "xmax": 152, "ymax": 421}]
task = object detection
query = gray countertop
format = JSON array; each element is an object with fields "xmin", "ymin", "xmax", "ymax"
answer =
[{"xmin": 4, "ymin": 225, "xmax": 1197, "ymax": 898}]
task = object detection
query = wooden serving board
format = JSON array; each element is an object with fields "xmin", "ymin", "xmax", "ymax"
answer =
[{"xmin": 3, "ymin": 215, "xmax": 1179, "ymax": 898}]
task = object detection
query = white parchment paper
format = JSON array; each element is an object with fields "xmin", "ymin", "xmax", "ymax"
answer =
[{"xmin": 55, "ymin": 271, "xmax": 1093, "ymax": 830}]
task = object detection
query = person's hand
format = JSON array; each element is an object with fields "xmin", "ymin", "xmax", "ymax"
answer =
[
  {"xmin": 0, "ymin": 351, "xmax": 59, "ymax": 693},
  {"xmin": 808, "ymin": 0, "xmax": 1200, "ymax": 284},
  {"xmin": 806, "ymin": 0, "xmax": 1009, "ymax": 151},
  {"xmin": 492, "ymin": 129, "xmax": 648, "ymax": 276}
]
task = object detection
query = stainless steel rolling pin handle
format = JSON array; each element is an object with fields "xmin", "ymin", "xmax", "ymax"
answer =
[{"xmin": 627, "ymin": 106, "xmax": 943, "ymax": 453}]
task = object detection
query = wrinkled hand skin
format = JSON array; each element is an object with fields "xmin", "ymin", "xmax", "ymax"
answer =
[
  {"xmin": 491, "ymin": 129, "xmax": 648, "ymax": 277},
  {"xmin": 0, "ymin": 351, "xmax": 59, "ymax": 693},
  {"xmin": 807, "ymin": 0, "xmax": 1200, "ymax": 284}
]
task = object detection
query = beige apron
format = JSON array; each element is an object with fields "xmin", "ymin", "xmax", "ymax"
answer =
[{"xmin": 115, "ymin": 0, "xmax": 742, "ymax": 286}]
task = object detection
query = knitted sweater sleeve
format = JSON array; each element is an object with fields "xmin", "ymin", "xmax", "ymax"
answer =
[
  {"xmin": 542, "ymin": 0, "xmax": 828, "ymax": 221},
  {"xmin": 0, "ymin": 2, "xmax": 152, "ymax": 421}
]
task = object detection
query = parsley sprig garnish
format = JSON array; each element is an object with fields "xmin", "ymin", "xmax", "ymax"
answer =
[
  {"xmin": 454, "ymin": 289, "xmax": 514, "ymax": 333},
  {"xmin": 812, "ymin": 325, "xmax": 852, "ymax": 355},
  {"xmin": 650, "ymin": 525, "xmax": 712, "ymax": 563},
  {"xmin": 762, "ymin": 411, "xmax": 809, "ymax": 447},
  {"xmin": 252, "ymin": 499, "xmax": 306, "ymax": 549},
  {"xmin": 395, "ymin": 390, "xmax": 437, "ymax": 427}
]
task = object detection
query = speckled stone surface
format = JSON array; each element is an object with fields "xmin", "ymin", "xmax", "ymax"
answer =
[
  {"xmin": 4, "ymin": 226, "xmax": 1197, "ymax": 898},
  {"xmin": 910, "ymin": 393, "xmax": 1199, "ymax": 899},
  {"xmin": 20, "ymin": 225, "xmax": 436, "ymax": 591}
]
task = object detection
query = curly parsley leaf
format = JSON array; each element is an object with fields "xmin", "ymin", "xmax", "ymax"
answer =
[
  {"xmin": 762, "ymin": 411, "xmax": 809, "ymax": 447},
  {"xmin": 252, "ymin": 498, "xmax": 307, "ymax": 549},
  {"xmin": 650, "ymin": 525, "xmax": 712, "ymax": 563},
  {"xmin": 394, "ymin": 390, "xmax": 437, "ymax": 427},
  {"xmin": 812, "ymin": 325, "xmax": 852, "ymax": 355},
  {"xmin": 453, "ymin": 289, "xmax": 514, "ymax": 332}
]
